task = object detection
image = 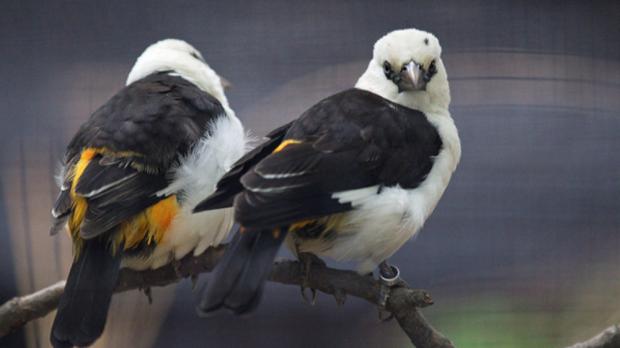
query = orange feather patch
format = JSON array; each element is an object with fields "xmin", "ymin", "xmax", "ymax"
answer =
[{"xmin": 68, "ymin": 147, "xmax": 178, "ymax": 255}]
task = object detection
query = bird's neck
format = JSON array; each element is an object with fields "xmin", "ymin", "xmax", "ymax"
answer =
[{"xmin": 126, "ymin": 53, "xmax": 233, "ymax": 114}]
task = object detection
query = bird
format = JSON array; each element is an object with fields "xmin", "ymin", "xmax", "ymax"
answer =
[
  {"xmin": 194, "ymin": 28, "xmax": 461, "ymax": 315},
  {"xmin": 49, "ymin": 39, "xmax": 247, "ymax": 347}
]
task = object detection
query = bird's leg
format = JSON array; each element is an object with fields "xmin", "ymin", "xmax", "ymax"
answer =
[
  {"xmin": 171, "ymin": 258, "xmax": 184, "ymax": 278},
  {"xmin": 170, "ymin": 256, "xmax": 200, "ymax": 289},
  {"xmin": 141, "ymin": 286, "xmax": 153, "ymax": 304},
  {"xmin": 379, "ymin": 261, "xmax": 399, "ymax": 280},
  {"xmin": 190, "ymin": 274, "xmax": 199, "ymax": 291},
  {"xmin": 377, "ymin": 260, "xmax": 406, "ymax": 322},
  {"xmin": 297, "ymin": 251, "xmax": 326, "ymax": 306}
]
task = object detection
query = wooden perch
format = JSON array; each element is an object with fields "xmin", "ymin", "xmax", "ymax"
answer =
[{"xmin": 0, "ymin": 243, "xmax": 454, "ymax": 348}]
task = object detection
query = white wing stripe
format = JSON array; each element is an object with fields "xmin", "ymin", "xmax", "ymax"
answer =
[{"xmin": 331, "ymin": 185, "xmax": 380, "ymax": 206}]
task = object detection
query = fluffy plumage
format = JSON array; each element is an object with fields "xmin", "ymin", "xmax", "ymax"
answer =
[
  {"xmin": 196, "ymin": 28, "xmax": 461, "ymax": 315},
  {"xmin": 50, "ymin": 39, "xmax": 246, "ymax": 347}
]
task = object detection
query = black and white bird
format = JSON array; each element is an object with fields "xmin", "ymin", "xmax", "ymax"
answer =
[
  {"xmin": 50, "ymin": 39, "xmax": 247, "ymax": 347},
  {"xmin": 195, "ymin": 28, "xmax": 461, "ymax": 314}
]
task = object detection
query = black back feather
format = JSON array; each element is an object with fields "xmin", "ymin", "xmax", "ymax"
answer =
[{"xmin": 65, "ymin": 72, "xmax": 226, "ymax": 168}]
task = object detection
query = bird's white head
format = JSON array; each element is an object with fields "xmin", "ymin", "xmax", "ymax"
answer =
[
  {"xmin": 356, "ymin": 28, "xmax": 450, "ymax": 114},
  {"xmin": 126, "ymin": 38, "xmax": 233, "ymax": 113}
]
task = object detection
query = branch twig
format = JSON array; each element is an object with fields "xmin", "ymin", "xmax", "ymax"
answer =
[
  {"xmin": 0, "ymin": 281, "xmax": 65, "ymax": 337},
  {"xmin": 564, "ymin": 325, "xmax": 620, "ymax": 348},
  {"xmin": 0, "ymin": 244, "xmax": 454, "ymax": 348}
]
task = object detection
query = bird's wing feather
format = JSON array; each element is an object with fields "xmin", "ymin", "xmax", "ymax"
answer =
[
  {"xmin": 65, "ymin": 72, "xmax": 226, "ymax": 167},
  {"xmin": 233, "ymin": 89, "xmax": 443, "ymax": 230},
  {"xmin": 235, "ymin": 141, "xmax": 375, "ymax": 229},
  {"xmin": 51, "ymin": 72, "xmax": 225, "ymax": 239},
  {"xmin": 75, "ymin": 156, "xmax": 168, "ymax": 239},
  {"xmin": 193, "ymin": 120, "xmax": 294, "ymax": 211}
]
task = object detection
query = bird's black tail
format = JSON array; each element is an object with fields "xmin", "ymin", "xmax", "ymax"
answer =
[
  {"xmin": 51, "ymin": 238, "xmax": 122, "ymax": 348},
  {"xmin": 198, "ymin": 228, "xmax": 286, "ymax": 315}
]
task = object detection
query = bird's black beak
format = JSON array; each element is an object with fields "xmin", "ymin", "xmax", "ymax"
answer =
[{"xmin": 398, "ymin": 61, "xmax": 426, "ymax": 92}]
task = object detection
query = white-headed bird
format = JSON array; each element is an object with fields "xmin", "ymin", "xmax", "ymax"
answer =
[
  {"xmin": 195, "ymin": 28, "xmax": 461, "ymax": 314},
  {"xmin": 50, "ymin": 39, "xmax": 247, "ymax": 347}
]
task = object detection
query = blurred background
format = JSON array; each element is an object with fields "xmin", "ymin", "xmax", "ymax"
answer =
[{"xmin": 1, "ymin": 1, "xmax": 619, "ymax": 347}]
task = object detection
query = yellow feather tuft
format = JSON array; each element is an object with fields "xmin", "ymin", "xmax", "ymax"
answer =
[
  {"xmin": 67, "ymin": 147, "xmax": 177, "ymax": 256},
  {"xmin": 114, "ymin": 195, "xmax": 178, "ymax": 251},
  {"xmin": 273, "ymin": 139, "xmax": 302, "ymax": 153}
]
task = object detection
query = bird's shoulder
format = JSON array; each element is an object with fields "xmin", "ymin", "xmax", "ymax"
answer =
[
  {"xmin": 286, "ymin": 88, "xmax": 442, "ymax": 168},
  {"xmin": 66, "ymin": 72, "xmax": 226, "ymax": 168}
]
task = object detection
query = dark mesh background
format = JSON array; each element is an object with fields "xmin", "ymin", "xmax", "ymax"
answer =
[{"xmin": 0, "ymin": 1, "xmax": 618, "ymax": 347}]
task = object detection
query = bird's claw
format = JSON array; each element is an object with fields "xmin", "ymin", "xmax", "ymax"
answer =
[
  {"xmin": 377, "ymin": 262, "xmax": 407, "ymax": 315},
  {"xmin": 190, "ymin": 274, "xmax": 199, "ymax": 290},
  {"xmin": 141, "ymin": 286, "xmax": 153, "ymax": 304},
  {"xmin": 297, "ymin": 252, "xmax": 325, "ymax": 306},
  {"xmin": 377, "ymin": 308, "xmax": 394, "ymax": 322},
  {"xmin": 333, "ymin": 288, "xmax": 346, "ymax": 306},
  {"xmin": 301, "ymin": 286, "xmax": 317, "ymax": 306},
  {"xmin": 172, "ymin": 258, "xmax": 184, "ymax": 278}
]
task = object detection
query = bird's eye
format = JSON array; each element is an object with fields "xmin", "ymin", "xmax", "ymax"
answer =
[
  {"xmin": 428, "ymin": 60, "xmax": 437, "ymax": 74},
  {"xmin": 424, "ymin": 60, "xmax": 438, "ymax": 82},
  {"xmin": 190, "ymin": 52, "xmax": 202, "ymax": 61},
  {"xmin": 383, "ymin": 61, "xmax": 392, "ymax": 74}
]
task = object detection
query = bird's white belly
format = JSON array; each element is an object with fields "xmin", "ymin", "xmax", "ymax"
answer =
[
  {"xmin": 298, "ymin": 186, "xmax": 424, "ymax": 274},
  {"xmin": 122, "ymin": 207, "xmax": 234, "ymax": 270}
]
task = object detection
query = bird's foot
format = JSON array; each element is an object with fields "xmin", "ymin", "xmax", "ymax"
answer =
[
  {"xmin": 333, "ymin": 288, "xmax": 347, "ymax": 306},
  {"xmin": 172, "ymin": 258, "xmax": 184, "ymax": 278},
  {"xmin": 378, "ymin": 308, "xmax": 394, "ymax": 322},
  {"xmin": 376, "ymin": 261, "xmax": 407, "ymax": 321},
  {"xmin": 298, "ymin": 252, "xmax": 326, "ymax": 306},
  {"xmin": 141, "ymin": 286, "xmax": 153, "ymax": 304},
  {"xmin": 190, "ymin": 274, "xmax": 199, "ymax": 291}
]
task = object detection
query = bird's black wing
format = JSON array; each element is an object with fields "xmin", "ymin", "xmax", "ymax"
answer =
[
  {"xmin": 224, "ymin": 88, "xmax": 442, "ymax": 230},
  {"xmin": 65, "ymin": 72, "xmax": 225, "ymax": 168},
  {"xmin": 193, "ymin": 120, "xmax": 294, "ymax": 211},
  {"xmin": 51, "ymin": 72, "xmax": 225, "ymax": 239}
]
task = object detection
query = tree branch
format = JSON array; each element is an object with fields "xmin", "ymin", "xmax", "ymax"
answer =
[
  {"xmin": 0, "ymin": 281, "xmax": 65, "ymax": 337},
  {"xmin": 0, "ymin": 244, "xmax": 454, "ymax": 347},
  {"xmin": 564, "ymin": 325, "xmax": 620, "ymax": 348}
]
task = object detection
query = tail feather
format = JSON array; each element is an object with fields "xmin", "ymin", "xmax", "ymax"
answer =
[
  {"xmin": 198, "ymin": 229, "xmax": 256, "ymax": 312},
  {"xmin": 51, "ymin": 238, "xmax": 121, "ymax": 348},
  {"xmin": 198, "ymin": 228, "xmax": 286, "ymax": 315}
]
